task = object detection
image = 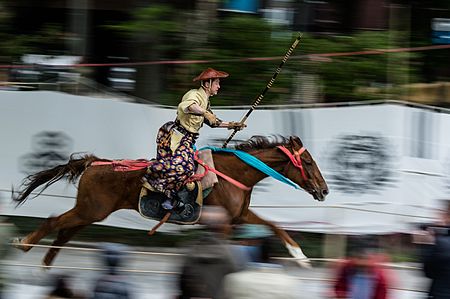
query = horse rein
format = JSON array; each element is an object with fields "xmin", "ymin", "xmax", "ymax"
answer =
[
  {"xmin": 191, "ymin": 151, "xmax": 251, "ymax": 191},
  {"xmin": 277, "ymin": 146, "xmax": 308, "ymax": 182}
]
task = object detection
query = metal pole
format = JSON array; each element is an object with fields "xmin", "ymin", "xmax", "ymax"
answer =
[{"xmin": 222, "ymin": 33, "xmax": 303, "ymax": 148}]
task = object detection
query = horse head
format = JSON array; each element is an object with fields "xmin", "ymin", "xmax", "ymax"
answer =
[{"xmin": 278, "ymin": 136, "xmax": 328, "ymax": 201}]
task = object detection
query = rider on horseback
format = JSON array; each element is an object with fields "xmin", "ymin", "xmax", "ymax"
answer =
[{"xmin": 144, "ymin": 68, "xmax": 246, "ymax": 210}]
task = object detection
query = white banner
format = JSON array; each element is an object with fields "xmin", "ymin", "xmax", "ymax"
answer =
[{"xmin": 1, "ymin": 91, "xmax": 449, "ymax": 234}]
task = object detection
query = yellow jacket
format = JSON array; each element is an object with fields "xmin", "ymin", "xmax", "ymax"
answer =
[{"xmin": 177, "ymin": 87, "xmax": 209, "ymax": 133}]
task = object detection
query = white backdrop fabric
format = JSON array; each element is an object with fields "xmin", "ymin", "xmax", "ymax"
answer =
[{"xmin": 1, "ymin": 91, "xmax": 449, "ymax": 234}]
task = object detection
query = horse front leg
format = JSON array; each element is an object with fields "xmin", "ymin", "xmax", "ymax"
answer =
[{"xmin": 241, "ymin": 209, "xmax": 311, "ymax": 268}]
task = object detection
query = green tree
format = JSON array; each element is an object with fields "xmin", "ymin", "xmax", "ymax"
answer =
[
  {"xmin": 0, "ymin": 1, "xmax": 30, "ymax": 62},
  {"xmin": 0, "ymin": 1, "xmax": 67, "ymax": 63},
  {"xmin": 109, "ymin": 6, "xmax": 422, "ymax": 105},
  {"xmin": 107, "ymin": 4, "xmax": 185, "ymax": 102},
  {"xmin": 295, "ymin": 31, "xmax": 421, "ymax": 102},
  {"xmin": 182, "ymin": 16, "xmax": 296, "ymax": 106}
]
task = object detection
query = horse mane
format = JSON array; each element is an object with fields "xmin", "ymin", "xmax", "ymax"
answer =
[{"xmin": 235, "ymin": 135, "xmax": 298, "ymax": 152}]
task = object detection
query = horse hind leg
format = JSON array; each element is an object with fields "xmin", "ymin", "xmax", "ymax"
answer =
[
  {"xmin": 14, "ymin": 208, "xmax": 90, "ymax": 252},
  {"xmin": 240, "ymin": 210, "xmax": 311, "ymax": 268},
  {"xmin": 42, "ymin": 225, "xmax": 86, "ymax": 267},
  {"xmin": 12, "ymin": 216, "xmax": 60, "ymax": 252}
]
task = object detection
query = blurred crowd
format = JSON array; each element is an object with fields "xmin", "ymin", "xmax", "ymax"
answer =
[{"xmin": 1, "ymin": 202, "xmax": 450, "ymax": 299}]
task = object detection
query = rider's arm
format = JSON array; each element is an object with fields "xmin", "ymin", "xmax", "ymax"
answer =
[
  {"xmin": 217, "ymin": 121, "xmax": 230, "ymax": 128},
  {"xmin": 184, "ymin": 103, "xmax": 206, "ymax": 115},
  {"xmin": 185, "ymin": 104, "xmax": 222, "ymax": 127},
  {"xmin": 220, "ymin": 121, "xmax": 246, "ymax": 130},
  {"xmin": 208, "ymin": 114, "xmax": 246, "ymax": 131},
  {"xmin": 185, "ymin": 103, "xmax": 245, "ymax": 130}
]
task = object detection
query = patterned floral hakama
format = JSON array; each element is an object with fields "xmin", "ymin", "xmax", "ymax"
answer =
[{"xmin": 146, "ymin": 121, "xmax": 197, "ymax": 199}]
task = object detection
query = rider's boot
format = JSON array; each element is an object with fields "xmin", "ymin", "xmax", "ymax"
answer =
[
  {"xmin": 161, "ymin": 198, "xmax": 185, "ymax": 212},
  {"xmin": 161, "ymin": 198, "xmax": 175, "ymax": 210}
]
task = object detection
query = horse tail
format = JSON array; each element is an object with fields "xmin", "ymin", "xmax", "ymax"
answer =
[{"xmin": 13, "ymin": 154, "xmax": 107, "ymax": 206}]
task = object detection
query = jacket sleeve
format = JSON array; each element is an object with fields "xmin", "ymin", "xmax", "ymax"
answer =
[{"xmin": 178, "ymin": 95, "xmax": 202, "ymax": 113}]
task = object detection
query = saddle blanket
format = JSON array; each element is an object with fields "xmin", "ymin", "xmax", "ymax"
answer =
[
  {"xmin": 91, "ymin": 149, "xmax": 218, "ymax": 190},
  {"xmin": 91, "ymin": 159, "xmax": 152, "ymax": 171}
]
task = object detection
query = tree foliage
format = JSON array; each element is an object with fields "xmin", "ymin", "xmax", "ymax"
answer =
[
  {"xmin": 0, "ymin": 1, "xmax": 67, "ymax": 61},
  {"xmin": 1, "ymin": 1, "xmax": 426, "ymax": 104},
  {"xmin": 295, "ymin": 31, "xmax": 421, "ymax": 102},
  {"xmin": 190, "ymin": 16, "xmax": 296, "ymax": 106},
  {"xmin": 0, "ymin": 1, "xmax": 30, "ymax": 61},
  {"xmin": 106, "ymin": 4, "xmax": 182, "ymax": 54}
]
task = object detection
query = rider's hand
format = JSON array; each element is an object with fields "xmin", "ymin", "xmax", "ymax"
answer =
[{"xmin": 227, "ymin": 121, "xmax": 247, "ymax": 131}]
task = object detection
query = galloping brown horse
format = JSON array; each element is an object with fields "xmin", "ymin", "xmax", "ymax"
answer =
[{"xmin": 13, "ymin": 135, "xmax": 328, "ymax": 267}]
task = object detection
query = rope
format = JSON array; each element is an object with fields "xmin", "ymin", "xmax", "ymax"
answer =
[
  {"xmin": 7, "ymin": 242, "xmax": 183, "ymax": 256},
  {"xmin": 249, "ymin": 204, "xmax": 435, "ymax": 219},
  {"xmin": 8, "ymin": 242, "xmax": 420, "ymax": 270},
  {"xmin": 1, "ymin": 44, "xmax": 449, "ymax": 69},
  {"xmin": 0, "ymin": 262, "xmax": 178, "ymax": 275},
  {"xmin": 0, "ymin": 262, "xmax": 426, "ymax": 292},
  {"xmin": 192, "ymin": 150, "xmax": 251, "ymax": 191}
]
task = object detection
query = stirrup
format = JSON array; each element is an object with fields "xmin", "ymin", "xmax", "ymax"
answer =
[{"xmin": 174, "ymin": 201, "xmax": 185, "ymax": 212}]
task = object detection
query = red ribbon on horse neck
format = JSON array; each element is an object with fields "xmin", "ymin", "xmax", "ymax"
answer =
[{"xmin": 276, "ymin": 146, "xmax": 308, "ymax": 182}]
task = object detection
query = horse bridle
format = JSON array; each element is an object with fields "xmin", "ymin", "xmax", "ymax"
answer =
[{"xmin": 277, "ymin": 145, "xmax": 308, "ymax": 182}]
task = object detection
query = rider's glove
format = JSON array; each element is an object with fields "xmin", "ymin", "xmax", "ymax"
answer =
[
  {"xmin": 227, "ymin": 121, "xmax": 247, "ymax": 131},
  {"xmin": 203, "ymin": 110, "xmax": 222, "ymax": 127}
]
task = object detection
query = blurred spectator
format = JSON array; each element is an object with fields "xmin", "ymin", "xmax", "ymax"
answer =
[
  {"xmin": 333, "ymin": 236, "xmax": 389, "ymax": 299},
  {"xmin": 44, "ymin": 274, "xmax": 81, "ymax": 299},
  {"xmin": 413, "ymin": 200, "xmax": 450, "ymax": 299},
  {"xmin": 178, "ymin": 206, "xmax": 241, "ymax": 299},
  {"xmin": 229, "ymin": 223, "xmax": 274, "ymax": 264},
  {"xmin": 221, "ymin": 224, "xmax": 298, "ymax": 299},
  {"xmin": 91, "ymin": 243, "xmax": 132, "ymax": 299}
]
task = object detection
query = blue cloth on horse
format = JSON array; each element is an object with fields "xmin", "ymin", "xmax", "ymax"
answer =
[{"xmin": 199, "ymin": 146, "xmax": 301, "ymax": 190}]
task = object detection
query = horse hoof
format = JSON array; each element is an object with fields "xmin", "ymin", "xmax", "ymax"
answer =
[
  {"xmin": 285, "ymin": 243, "xmax": 313, "ymax": 269},
  {"xmin": 11, "ymin": 237, "xmax": 23, "ymax": 249},
  {"xmin": 296, "ymin": 258, "xmax": 312, "ymax": 269},
  {"xmin": 11, "ymin": 237, "xmax": 31, "ymax": 252}
]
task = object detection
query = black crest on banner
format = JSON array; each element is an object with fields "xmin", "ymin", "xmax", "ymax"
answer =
[
  {"xmin": 19, "ymin": 131, "xmax": 73, "ymax": 174},
  {"xmin": 328, "ymin": 134, "xmax": 395, "ymax": 194}
]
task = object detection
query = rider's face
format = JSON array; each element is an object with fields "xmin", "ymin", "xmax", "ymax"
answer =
[{"xmin": 207, "ymin": 79, "xmax": 221, "ymax": 96}]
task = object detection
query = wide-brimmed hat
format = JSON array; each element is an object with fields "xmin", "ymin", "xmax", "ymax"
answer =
[
  {"xmin": 193, "ymin": 68, "xmax": 229, "ymax": 82},
  {"xmin": 232, "ymin": 224, "xmax": 273, "ymax": 240}
]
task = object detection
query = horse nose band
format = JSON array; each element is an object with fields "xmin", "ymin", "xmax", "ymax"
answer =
[{"xmin": 277, "ymin": 146, "xmax": 308, "ymax": 182}]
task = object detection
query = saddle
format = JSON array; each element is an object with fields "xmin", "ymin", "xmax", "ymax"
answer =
[
  {"xmin": 138, "ymin": 149, "xmax": 217, "ymax": 225},
  {"xmin": 139, "ymin": 181, "xmax": 208, "ymax": 224}
]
